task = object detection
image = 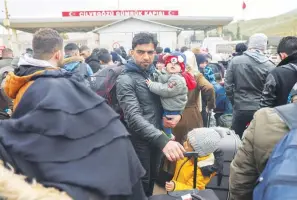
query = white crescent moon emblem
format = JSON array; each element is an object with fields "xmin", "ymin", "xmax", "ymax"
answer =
[{"xmin": 169, "ymin": 11, "xmax": 177, "ymax": 15}]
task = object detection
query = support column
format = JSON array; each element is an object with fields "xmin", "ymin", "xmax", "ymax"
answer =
[
  {"xmin": 204, "ymin": 30, "xmax": 208, "ymax": 38},
  {"xmin": 11, "ymin": 28, "xmax": 20, "ymax": 55},
  {"xmin": 217, "ymin": 25, "xmax": 223, "ymax": 38}
]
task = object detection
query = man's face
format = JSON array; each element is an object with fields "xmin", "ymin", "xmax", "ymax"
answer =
[
  {"xmin": 80, "ymin": 50, "xmax": 91, "ymax": 59},
  {"xmin": 131, "ymin": 43, "xmax": 155, "ymax": 69}
]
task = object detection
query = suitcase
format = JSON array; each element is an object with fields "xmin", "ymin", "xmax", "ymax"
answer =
[
  {"xmin": 150, "ymin": 152, "xmax": 219, "ymax": 200},
  {"xmin": 205, "ymin": 127, "xmax": 241, "ymax": 200}
]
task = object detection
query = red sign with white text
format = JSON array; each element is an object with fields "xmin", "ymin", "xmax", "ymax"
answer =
[{"xmin": 62, "ymin": 10, "xmax": 179, "ymax": 17}]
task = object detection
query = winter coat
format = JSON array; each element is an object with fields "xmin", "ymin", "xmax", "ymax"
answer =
[
  {"xmin": 63, "ymin": 56, "xmax": 93, "ymax": 77},
  {"xmin": 172, "ymin": 150, "xmax": 223, "ymax": 191},
  {"xmin": 229, "ymin": 105, "xmax": 292, "ymax": 200},
  {"xmin": 116, "ymin": 61, "xmax": 170, "ymax": 149},
  {"xmin": 225, "ymin": 50, "xmax": 275, "ymax": 111},
  {"xmin": 2, "ymin": 63, "xmax": 146, "ymax": 200},
  {"xmin": 85, "ymin": 54, "xmax": 101, "ymax": 73},
  {"xmin": 260, "ymin": 52, "xmax": 297, "ymax": 108},
  {"xmin": 148, "ymin": 71, "xmax": 188, "ymax": 111},
  {"xmin": 0, "ymin": 58, "xmax": 12, "ymax": 68},
  {"xmin": 173, "ymin": 73, "xmax": 215, "ymax": 143}
]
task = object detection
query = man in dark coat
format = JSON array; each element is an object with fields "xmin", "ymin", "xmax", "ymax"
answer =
[
  {"xmin": 260, "ymin": 36, "xmax": 297, "ymax": 108},
  {"xmin": 0, "ymin": 28, "xmax": 146, "ymax": 200},
  {"xmin": 116, "ymin": 32, "xmax": 185, "ymax": 197},
  {"xmin": 225, "ymin": 33, "xmax": 275, "ymax": 138}
]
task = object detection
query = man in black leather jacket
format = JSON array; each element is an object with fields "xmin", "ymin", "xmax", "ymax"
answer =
[
  {"xmin": 260, "ymin": 36, "xmax": 297, "ymax": 108},
  {"xmin": 116, "ymin": 32, "xmax": 185, "ymax": 197},
  {"xmin": 225, "ymin": 33, "xmax": 275, "ymax": 138}
]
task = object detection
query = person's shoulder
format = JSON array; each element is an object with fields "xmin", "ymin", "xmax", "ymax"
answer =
[
  {"xmin": 254, "ymin": 107, "xmax": 283, "ymax": 125},
  {"xmin": 230, "ymin": 54, "xmax": 246, "ymax": 64},
  {"xmin": 117, "ymin": 71, "xmax": 135, "ymax": 86}
]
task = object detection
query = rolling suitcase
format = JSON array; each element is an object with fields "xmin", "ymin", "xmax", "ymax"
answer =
[
  {"xmin": 150, "ymin": 152, "xmax": 219, "ymax": 200},
  {"xmin": 205, "ymin": 128, "xmax": 241, "ymax": 200}
]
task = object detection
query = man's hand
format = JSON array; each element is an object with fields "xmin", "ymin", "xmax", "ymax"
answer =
[
  {"xmin": 163, "ymin": 115, "xmax": 181, "ymax": 128},
  {"xmin": 165, "ymin": 181, "xmax": 175, "ymax": 192},
  {"xmin": 163, "ymin": 141, "xmax": 185, "ymax": 162},
  {"xmin": 145, "ymin": 79, "xmax": 152, "ymax": 85}
]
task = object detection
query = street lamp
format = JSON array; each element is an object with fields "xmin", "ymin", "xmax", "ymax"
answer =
[{"xmin": 3, "ymin": 0, "xmax": 12, "ymax": 48}]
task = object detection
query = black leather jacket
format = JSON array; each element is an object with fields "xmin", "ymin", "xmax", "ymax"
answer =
[
  {"xmin": 225, "ymin": 51, "xmax": 275, "ymax": 111},
  {"xmin": 116, "ymin": 61, "xmax": 170, "ymax": 149},
  {"xmin": 260, "ymin": 53, "xmax": 297, "ymax": 108}
]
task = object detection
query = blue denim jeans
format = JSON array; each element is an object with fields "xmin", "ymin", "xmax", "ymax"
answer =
[{"xmin": 162, "ymin": 110, "xmax": 181, "ymax": 137}]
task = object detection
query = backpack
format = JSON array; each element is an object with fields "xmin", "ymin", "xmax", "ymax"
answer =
[
  {"xmin": 213, "ymin": 83, "xmax": 228, "ymax": 113},
  {"xmin": 217, "ymin": 114, "xmax": 233, "ymax": 128},
  {"xmin": 253, "ymin": 103, "xmax": 297, "ymax": 200},
  {"xmin": 88, "ymin": 65, "xmax": 124, "ymax": 115}
]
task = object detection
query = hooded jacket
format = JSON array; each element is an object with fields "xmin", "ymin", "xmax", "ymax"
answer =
[
  {"xmin": 172, "ymin": 150, "xmax": 224, "ymax": 191},
  {"xmin": 225, "ymin": 50, "xmax": 275, "ymax": 111},
  {"xmin": 0, "ymin": 58, "xmax": 13, "ymax": 68},
  {"xmin": 85, "ymin": 53, "xmax": 101, "ymax": 73},
  {"xmin": 63, "ymin": 56, "xmax": 93, "ymax": 77},
  {"xmin": 1, "ymin": 58, "xmax": 146, "ymax": 200},
  {"xmin": 260, "ymin": 52, "xmax": 297, "ymax": 108},
  {"xmin": 229, "ymin": 104, "xmax": 297, "ymax": 200},
  {"xmin": 116, "ymin": 60, "xmax": 170, "ymax": 149}
]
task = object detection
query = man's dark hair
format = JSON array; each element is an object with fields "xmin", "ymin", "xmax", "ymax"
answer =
[
  {"xmin": 132, "ymin": 32, "xmax": 158, "ymax": 50},
  {"xmin": 180, "ymin": 46, "xmax": 189, "ymax": 53},
  {"xmin": 32, "ymin": 28, "xmax": 63, "ymax": 60},
  {"xmin": 92, "ymin": 48, "xmax": 100, "ymax": 54},
  {"xmin": 2, "ymin": 48, "xmax": 13, "ymax": 58},
  {"xmin": 79, "ymin": 45, "xmax": 90, "ymax": 53},
  {"xmin": 64, "ymin": 43, "xmax": 79, "ymax": 56},
  {"xmin": 277, "ymin": 36, "xmax": 297, "ymax": 55},
  {"xmin": 26, "ymin": 48, "xmax": 33, "ymax": 54},
  {"xmin": 235, "ymin": 43, "xmax": 247, "ymax": 54},
  {"xmin": 98, "ymin": 48, "xmax": 111, "ymax": 64},
  {"xmin": 156, "ymin": 47, "xmax": 163, "ymax": 54}
]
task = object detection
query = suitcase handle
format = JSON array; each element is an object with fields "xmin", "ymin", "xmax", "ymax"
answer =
[{"xmin": 184, "ymin": 152, "xmax": 199, "ymax": 189}]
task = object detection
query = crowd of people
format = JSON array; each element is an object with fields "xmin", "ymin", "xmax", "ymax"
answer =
[{"xmin": 0, "ymin": 28, "xmax": 296, "ymax": 200}]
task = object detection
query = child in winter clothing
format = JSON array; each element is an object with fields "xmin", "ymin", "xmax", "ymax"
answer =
[
  {"xmin": 165, "ymin": 128, "xmax": 224, "ymax": 191},
  {"xmin": 146, "ymin": 53, "xmax": 196, "ymax": 139}
]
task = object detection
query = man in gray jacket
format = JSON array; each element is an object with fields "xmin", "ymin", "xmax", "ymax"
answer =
[
  {"xmin": 116, "ymin": 32, "xmax": 185, "ymax": 197},
  {"xmin": 225, "ymin": 33, "xmax": 275, "ymax": 138}
]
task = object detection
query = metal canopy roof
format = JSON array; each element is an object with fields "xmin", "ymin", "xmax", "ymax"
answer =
[{"xmin": 0, "ymin": 16, "xmax": 233, "ymax": 33}]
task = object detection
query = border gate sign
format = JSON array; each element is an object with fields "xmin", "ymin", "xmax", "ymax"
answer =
[{"xmin": 62, "ymin": 10, "xmax": 179, "ymax": 17}]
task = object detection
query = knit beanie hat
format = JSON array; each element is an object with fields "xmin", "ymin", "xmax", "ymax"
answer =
[
  {"xmin": 188, "ymin": 128, "xmax": 224, "ymax": 157},
  {"xmin": 248, "ymin": 33, "xmax": 268, "ymax": 51},
  {"xmin": 164, "ymin": 54, "xmax": 185, "ymax": 72},
  {"xmin": 164, "ymin": 47, "xmax": 171, "ymax": 53},
  {"xmin": 195, "ymin": 54, "xmax": 207, "ymax": 66}
]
